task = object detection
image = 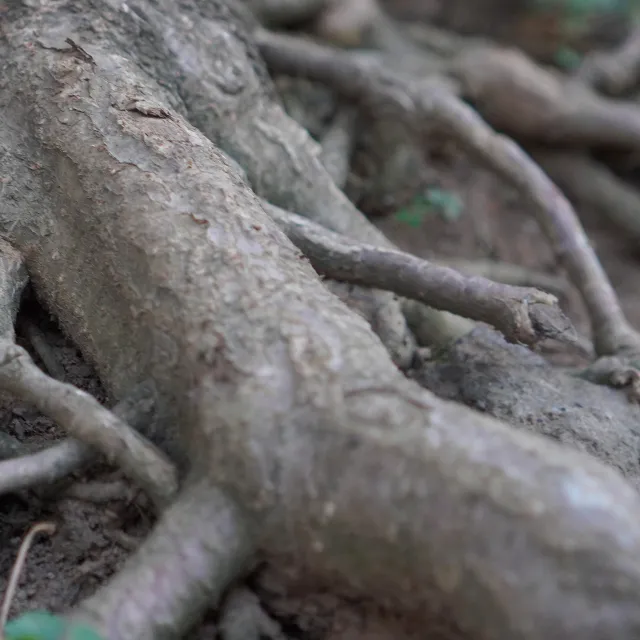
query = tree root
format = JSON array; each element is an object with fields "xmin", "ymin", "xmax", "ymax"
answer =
[
  {"xmin": 449, "ymin": 45, "xmax": 640, "ymax": 149},
  {"xmin": 575, "ymin": 355, "xmax": 640, "ymax": 403},
  {"xmin": 159, "ymin": 0, "xmax": 473, "ymax": 349},
  {"xmin": 71, "ymin": 479, "xmax": 254, "ymax": 640},
  {"xmin": 0, "ymin": 242, "xmax": 175, "ymax": 507},
  {"xmin": 242, "ymin": 0, "xmax": 326, "ymax": 27},
  {"xmin": 532, "ymin": 148, "xmax": 640, "ymax": 242},
  {"xmin": 22, "ymin": 320, "xmax": 68, "ymax": 381},
  {"xmin": 318, "ymin": 106, "xmax": 356, "ymax": 190},
  {"xmin": 255, "ymin": 30, "xmax": 640, "ymax": 359},
  {"xmin": 5, "ymin": 2, "xmax": 640, "ymax": 639},
  {"xmin": 577, "ymin": 24, "xmax": 640, "ymax": 95},
  {"xmin": 0, "ymin": 342, "xmax": 177, "ymax": 509},
  {"xmin": 218, "ymin": 587, "xmax": 288, "ymax": 640},
  {"xmin": 7, "ymin": 381, "xmax": 157, "ymax": 499},
  {"xmin": 266, "ymin": 203, "xmax": 582, "ymax": 349},
  {"xmin": 60, "ymin": 480, "xmax": 133, "ymax": 504},
  {"xmin": 313, "ymin": 0, "xmax": 423, "ymax": 56},
  {"xmin": 436, "ymin": 258, "xmax": 569, "ymax": 300}
]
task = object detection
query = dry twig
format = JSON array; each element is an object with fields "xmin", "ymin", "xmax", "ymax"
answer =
[{"xmin": 0, "ymin": 522, "xmax": 56, "ymax": 633}]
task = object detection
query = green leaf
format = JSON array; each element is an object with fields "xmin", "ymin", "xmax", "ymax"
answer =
[
  {"xmin": 4, "ymin": 611, "xmax": 64, "ymax": 640},
  {"xmin": 393, "ymin": 194, "xmax": 430, "ymax": 228},
  {"xmin": 554, "ymin": 46, "xmax": 582, "ymax": 69},
  {"xmin": 4, "ymin": 611, "xmax": 103, "ymax": 640},
  {"xmin": 424, "ymin": 188, "xmax": 464, "ymax": 222},
  {"xmin": 393, "ymin": 188, "xmax": 464, "ymax": 227}
]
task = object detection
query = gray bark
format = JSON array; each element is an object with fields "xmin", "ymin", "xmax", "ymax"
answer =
[{"xmin": 3, "ymin": 2, "xmax": 640, "ymax": 640}]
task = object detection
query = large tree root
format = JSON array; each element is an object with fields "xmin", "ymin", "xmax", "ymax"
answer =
[
  {"xmin": 5, "ymin": 2, "xmax": 640, "ymax": 640},
  {"xmin": 138, "ymin": 0, "xmax": 474, "ymax": 349}
]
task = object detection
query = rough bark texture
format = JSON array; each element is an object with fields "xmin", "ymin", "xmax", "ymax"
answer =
[{"xmin": 4, "ymin": 2, "xmax": 640, "ymax": 640}]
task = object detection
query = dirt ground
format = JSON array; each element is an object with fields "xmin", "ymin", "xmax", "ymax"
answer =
[{"xmin": 0, "ymin": 133, "xmax": 636, "ymax": 639}]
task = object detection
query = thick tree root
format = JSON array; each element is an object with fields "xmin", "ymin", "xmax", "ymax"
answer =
[
  {"xmin": 157, "ymin": 0, "xmax": 473, "ymax": 348},
  {"xmin": 5, "ymin": 2, "xmax": 640, "ymax": 639}
]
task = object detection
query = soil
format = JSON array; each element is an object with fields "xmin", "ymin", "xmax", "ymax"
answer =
[{"xmin": 0, "ymin": 112, "xmax": 638, "ymax": 640}]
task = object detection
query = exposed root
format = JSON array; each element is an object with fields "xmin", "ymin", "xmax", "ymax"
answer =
[
  {"xmin": 158, "ymin": 1, "xmax": 472, "ymax": 348},
  {"xmin": 267, "ymin": 203, "xmax": 582, "ymax": 349},
  {"xmin": 415, "ymin": 326, "xmax": 640, "ymax": 487},
  {"xmin": 437, "ymin": 258, "xmax": 569, "ymax": 300},
  {"xmin": 532, "ymin": 149, "xmax": 640, "ymax": 242},
  {"xmin": 218, "ymin": 587, "xmax": 288, "ymax": 640},
  {"xmin": 0, "ymin": 381, "xmax": 157, "ymax": 499},
  {"xmin": 313, "ymin": 0, "xmax": 423, "ymax": 56},
  {"xmin": 450, "ymin": 45, "xmax": 640, "ymax": 149},
  {"xmin": 0, "ymin": 440, "xmax": 92, "ymax": 497},
  {"xmin": 576, "ymin": 355, "xmax": 640, "ymax": 404},
  {"xmin": 318, "ymin": 107, "xmax": 356, "ymax": 190},
  {"xmin": 71, "ymin": 479, "xmax": 254, "ymax": 640},
  {"xmin": 402, "ymin": 21, "xmax": 485, "ymax": 58},
  {"xmin": 253, "ymin": 30, "xmax": 640, "ymax": 358},
  {"xmin": 0, "ymin": 240, "xmax": 173, "ymax": 505},
  {"xmin": 22, "ymin": 320, "xmax": 67, "ymax": 381},
  {"xmin": 0, "ymin": 344, "xmax": 177, "ymax": 510},
  {"xmin": 61, "ymin": 480, "xmax": 133, "ymax": 504},
  {"xmin": 7, "ymin": 3, "xmax": 640, "ymax": 639},
  {"xmin": 0, "ymin": 239, "xmax": 28, "ymax": 342},
  {"xmin": 577, "ymin": 24, "xmax": 640, "ymax": 95}
]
